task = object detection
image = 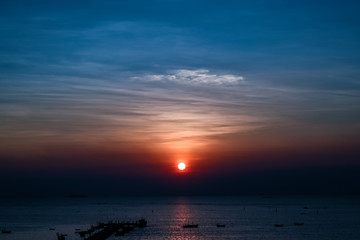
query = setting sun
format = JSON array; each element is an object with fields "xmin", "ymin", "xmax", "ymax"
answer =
[{"xmin": 178, "ymin": 162, "xmax": 186, "ymax": 171}]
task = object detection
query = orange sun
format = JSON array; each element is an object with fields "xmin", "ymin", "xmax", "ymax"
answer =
[{"xmin": 178, "ymin": 162, "xmax": 186, "ymax": 171}]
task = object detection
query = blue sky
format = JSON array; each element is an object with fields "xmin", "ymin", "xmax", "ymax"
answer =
[
  {"xmin": 1, "ymin": 0, "xmax": 360, "ymax": 81},
  {"xmin": 1, "ymin": 0, "xmax": 360, "ymax": 184}
]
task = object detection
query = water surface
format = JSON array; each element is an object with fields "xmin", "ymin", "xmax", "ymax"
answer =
[{"xmin": 0, "ymin": 196, "xmax": 359, "ymax": 240}]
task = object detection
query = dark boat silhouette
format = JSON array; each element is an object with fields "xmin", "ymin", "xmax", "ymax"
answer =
[
  {"xmin": 68, "ymin": 194, "xmax": 87, "ymax": 198},
  {"xmin": 274, "ymin": 224, "xmax": 284, "ymax": 227},
  {"xmin": 56, "ymin": 233, "xmax": 67, "ymax": 240},
  {"xmin": 216, "ymin": 224, "xmax": 226, "ymax": 227},
  {"xmin": 136, "ymin": 218, "xmax": 147, "ymax": 228},
  {"xmin": 183, "ymin": 223, "xmax": 198, "ymax": 228},
  {"xmin": 2, "ymin": 230, "xmax": 11, "ymax": 234},
  {"xmin": 294, "ymin": 222, "xmax": 304, "ymax": 226}
]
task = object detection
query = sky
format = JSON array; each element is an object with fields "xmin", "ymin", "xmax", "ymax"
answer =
[{"xmin": 1, "ymin": 0, "xmax": 360, "ymax": 196}]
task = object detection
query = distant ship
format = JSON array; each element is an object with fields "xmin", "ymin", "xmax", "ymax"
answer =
[
  {"xmin": 183, "ymin": 223, "xmax": 198, "ymax": 228},
  {"xmin": 2, "ymin": 230, "xmax": 11, "ymax": 234},
  {"xmin": 216, "ymin": 224, "xmax": 226, "ymax": 227},
  {"xmin": 68, "ymin": 194, "xmax": 88, "ymax": 198}
]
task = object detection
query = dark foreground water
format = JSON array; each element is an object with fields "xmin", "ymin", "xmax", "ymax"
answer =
[{"xmin": 0, "ymin": 196, "xmax": 359, "ymax": 240}]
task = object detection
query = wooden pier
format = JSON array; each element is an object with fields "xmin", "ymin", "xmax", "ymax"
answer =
[
  {"xmin": 71, "ymin": 219, "xmax": 147, "ymax": 240},
  {"xmin": 83, "ymin": 222, "xmax": 122, "ymax": 240}
]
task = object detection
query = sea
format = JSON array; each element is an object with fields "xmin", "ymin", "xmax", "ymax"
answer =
[{"xmin": 0, "ymin": 195, "xmax": 359, "ymax": 240}]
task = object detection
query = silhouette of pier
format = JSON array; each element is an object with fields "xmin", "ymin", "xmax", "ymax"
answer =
[
  {"xmin": 83, "ymin": 222, "xmax": 122, "ymax": 240},
  {"xmin": 72, "ymin": 219, "xmax": 147, "ymax": 240}
]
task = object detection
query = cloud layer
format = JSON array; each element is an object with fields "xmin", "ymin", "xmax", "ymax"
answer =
[{"xmin": 137, "ymin": 69, "xmax": 244, "ymax": 85}]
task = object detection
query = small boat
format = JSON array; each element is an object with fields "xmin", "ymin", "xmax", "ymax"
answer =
[
  {"xmin": 56, "ymin": 233, "xmax": 67, "ymax": 240},
  {"xmin": 274, "ymin": 224, "xmax": 283, "ymax": 227},
  {"xmin": 49, "ymin": 228, "xmax": 56, "ymax": 231},
  {"xmin": 136, "ymin": 218, "xmax": 147, "ymax": 228},
  {"xmin": 216, "ymin": 224, "xmax": 226, "ymax": 227},
  {"xmin": 183, "ymin": 224, "xmax": 198, "ymax": 228},
  {"xmin": 294, "ymin": 222, "xmax": 304, "ymax": 226},
  {"xmin": 68, "ymin": 194, "xmax": 87, "ymax": 198},
  {"xmin": 2, "ymin": 230, "xmax": 11, "ymax": 234}
]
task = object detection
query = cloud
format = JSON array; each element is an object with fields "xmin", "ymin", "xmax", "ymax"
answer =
[{"xmin": 135, "ymin": 69, "xmax": 244, "ymax": 85}]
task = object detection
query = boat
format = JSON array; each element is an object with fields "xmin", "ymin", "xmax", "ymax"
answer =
[
  {"xmin": 56, "ymin": 233, "xmax": 67, "ymax": 240},
  {"xmin": 68, "ymin": 194, "xmax": 87, "ymax": 198},
  {"xmin": 274, "ymin": 224, "xmax": 283, "ymax": 227},
  {"xmin": 183, "ymin": 224, "xmax": 198, "ymax": 228},
  {"xmin": 136, "ymin": 218, "xmax": 147, "ymax": 228},
  {"xmin": 216, "ymin": 224, "xmax": 226, "ymax": 227},
  {"xmin": 294, "ymin": 222, "xmax": 304, "ymax": 226},
  {"xmin": 49, "ymin": 228, "xmax": 56, "ymax": 231},
  {"xmin": 2, "ymin": 230, "xmax": 11, "ymax": 234}
]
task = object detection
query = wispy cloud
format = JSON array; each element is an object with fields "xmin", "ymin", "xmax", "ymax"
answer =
[{"xmin": 134, "ymin": 69, "xmax": 244, "ymax": 85}]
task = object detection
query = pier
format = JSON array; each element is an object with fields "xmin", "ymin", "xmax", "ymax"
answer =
[
  {"xmin": 69, "ymin": 219, "xmax": 147, "ymax": 240},
  {"xmin": 83, "ymin": 222, "xmax": 122, "ymax": 240}
]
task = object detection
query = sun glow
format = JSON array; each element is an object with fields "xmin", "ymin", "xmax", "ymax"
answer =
[{"xmin": 178, "ymin": 162, "xmax": 186, "ymax": 171}]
